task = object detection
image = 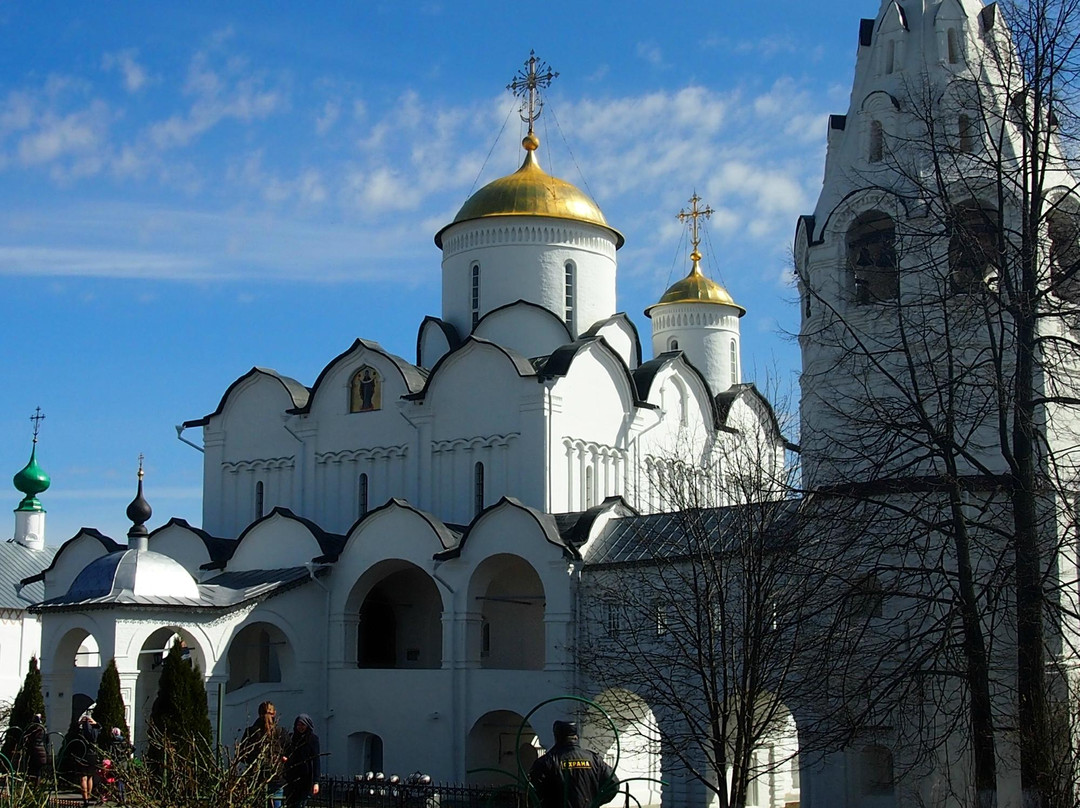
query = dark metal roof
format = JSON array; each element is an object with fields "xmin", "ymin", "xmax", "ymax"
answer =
[
  {"xmin": 584, "ymin": 501, "xmax": 800, "ymax": 567},
  {"xmin": 150, "ymin": 518, "xmax": 235, "ymax": 564},
  {"xmin": 184, "ymin": 367, "xmax": 310, "ymax": 428},
  {"xmin": 476, "ymin": 300, "xmax": 572, "ymax": 342},
  {"xmin": 0, "ymin": 542, "xmax": 57, "ymax": 609},
  {"xmin": 580, "ymin": 313, "xmax": 643, "ymax": 368},
  {"xmin": 415, "ymin": 316, "xmax": 462, "ymax": 367},
  {"xmin": 293, "ymin": 338, "xmax": 427, "ymax": 415},
  {"xmin": 404, "ymin": 337, "xmax": 537, "ymax": 402},
  {"xmin": 30, "ymin": 566, "xmax": 317, "ymax": 613},
  {"xmin": 20, "ymin": 529, "xmax": 121, "ymax": 587}
]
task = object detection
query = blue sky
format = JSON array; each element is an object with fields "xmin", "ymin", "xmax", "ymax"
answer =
[{"xmin": 1, "ymin": 1, "xmax": 866, "ymax": 542}]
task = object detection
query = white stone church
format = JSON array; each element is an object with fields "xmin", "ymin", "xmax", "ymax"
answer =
[{"xmin": 9, "ymin": 0, "xmax": 1070, "ymax": 806}]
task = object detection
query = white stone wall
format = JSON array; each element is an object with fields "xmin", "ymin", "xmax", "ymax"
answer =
[{"xmin": 440, "ymin": 218, "xmax": 618, "ymax": 347}]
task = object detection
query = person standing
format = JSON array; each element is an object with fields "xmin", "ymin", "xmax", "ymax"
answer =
[
  {"xmin": 282, "ymin": 714, "xmax": 320, "ymax": 808},
  {"xmin": 22, "ymin": 714, "xmax": 48, "ymax": 786},
  {"xmin": 528, "ymin": 721, "xmax": 620, "ymax": 808},
  {"xmin": 73, "ymin": 714, "xmax": 100, "ymax": 807},
  {"xmin": 241, "ymin": 702, "xmax": 288, "ymax": 808},
  {"xmin": 106, "ymin": 727, "xmax": 133, "ymax": 806}
]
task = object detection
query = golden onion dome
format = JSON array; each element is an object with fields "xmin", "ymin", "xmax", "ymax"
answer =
[
  {"xmin": 645, "ymin": 251, "xmax": 745, "ymax": 317},
  {"xmin": 434, "ymin": 133, "xmax": 624, "ymax": 248}
]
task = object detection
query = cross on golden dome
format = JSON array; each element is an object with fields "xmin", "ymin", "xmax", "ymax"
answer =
[
  {"xmin": 507, "ymin": 51, "xmax": 558, "ymax": 136},
  {"xmin": 677, "ymin": 192, "xmax": 713, "ymax": 262}
]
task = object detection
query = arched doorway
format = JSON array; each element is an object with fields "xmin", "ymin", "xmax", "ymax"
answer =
[
  {"xmin": 134, "ymin": 628, "xmax": 206, "ymax": 751},
  {"xmin": 465, "ymin": 710, "xmax": 539, "ymax": 786},
  {"xmin": 584, "ymin": 689, "xmax": 661, "ymax": 808},
  {"xmin": 226, "ymin": 622, "xmax": 293, "ymax": 693},
  {"xmin": 466, "ymin": 554, "xmax": 545, "ymax": 670},
  {"xmin": 347, "ymin": 561, "xmax": 443, "ymax": 670},
  {"xmin": 49, "ymin": 628, "xmax": 104, "ymax": 739},
  {"xmin": 347, "ymin": 731, "xmax": 385, "ymax": 777}
]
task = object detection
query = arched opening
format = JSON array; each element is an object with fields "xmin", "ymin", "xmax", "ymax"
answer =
[
  {"xmin": 255, "ymin": 481, "xmax": 264, "ymax": 519},
  {"xmin": 947, "ymin": 28, "xmax": 961, "ymax": 64},
  {"xmin": 471, "ymin": 264, "xmax": 481, "ymax": 328},
  {"xmin": 667, "ymin": 337, "xmax": 679, "ymax": 351},
  {"xmin": 135, "ymin": 627, "xmax": 206, "ymax": 751},
  {"xmin": 847, "ymin": 211, "xmax": 898, "ymax": 304},
  {"xmin": 51, "ymin": 628, "xmax": 104, "ymax": 739},
  {"xmin": 885, "ymin": 39, "xmax": 896, "ymax": 74},
  {"xmin": 358, "ymin": 473, "xmax": 369, "ymax": 518},
  {"xmin": 348, "ymin": 731, "xmax": 384, "ymax": 776},
  {"xmin": 949, "ymin": 204, "xmax": 1000, "ymax": 294},
  {"xmin": 958, "ymin": 114, "xmax": 975, "ymax": 153},
  {"xmin": 226, "ymin": 622, "xmax": 293, "ymax": 694},
  {"xmin": 351, "ymin": 561, "xmax": 443, "ymax": 670},
  {"xmin": 1048, "ymin": 202, "xmax": 1080, "ymax": 301},
  {"xmin": 465, "ymin": 710, "xmax": 539, "ymax": 785},
  {"xmin": 858, "ymin": 744, "xmax": 896, "ymax": 803},
  {"xmin": 474, "ymin": 462, "xmax": 485, "ymax": 517},
  {"xmin": 467, "ymin": 554, "xmax": 545, "ymax": 670},
  {"xmin": 869, "ymin": 120, "xmax": 884, "ymax": 163},
  {"xmin": 565, "ymin": 261, "xmax": 575, "ymax": 328},
  {"xmin": 584, "ymin": 689, "xmax": 662, "ymax": 808}
]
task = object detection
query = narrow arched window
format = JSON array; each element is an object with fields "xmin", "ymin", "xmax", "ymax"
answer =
[
  {"xmin": 474, "ymin": 461, "xmax": 485, "ymax": 517},
  {"xmin": 585, "ymin": 465, "xmax": 595, "ymax": 509},
  {"xmin": 730, "ymin": 340, "xmax": 738, "ymax": 386},
  {"xmin": 949, "ymin": 204, "xmax": 999, "ymax": 294},
  {"xmin": 1049, "ymin": 206, "xmax": 1080, "ymax": 301},
  {"xmin": 255, "ymin": 481, "xmax": 264, "ymax": 519},
  {"xmin": 668, "ymin": 337, "xmax": 679, "ymax": 351},
  {"xmin": 564, "ymin": 261, "xmax": 575, "ymax": 328},
  {"xmin": 885, "ymin": 39, "xmax": 896, "ymax": 75},
  {"xmin": 471, "ymin": 264, "xmax": 481, "ymax": 328},
  {"xmin": 947, "ymin": 28, "xmax": 961, "ymax": 64},
  {"xmin": 847, "ymin": 211, "xmax": 899, "ymax": 303},
  {"xmin": 358, "ymin": 473, "xmax": 369, "ymax": 518},
  {"xmin": 860, "ymin": 745, "xmax": 894, "ymax": 795},
  {"xmin": 958, "ymin": 114, "xmax": 975, "ymax": 153},
  {"xmin": 869, "ymin": 120, "xmax": 884, "ymax": 163}
]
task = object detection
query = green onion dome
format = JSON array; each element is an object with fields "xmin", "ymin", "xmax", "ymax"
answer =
[{"xmin": 14, "ymin": 444, "xmax": 50, "ymax": 512}]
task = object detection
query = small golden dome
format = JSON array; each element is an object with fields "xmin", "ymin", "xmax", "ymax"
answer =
[
  {"xmin": 645, "ymin": 253, "xmax": 745, "ymax": 317},
  {"xmin": 434, "ymin": 135, "xmax": 624, "ymax": 248}
]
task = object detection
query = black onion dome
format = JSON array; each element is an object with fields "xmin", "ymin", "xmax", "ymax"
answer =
[{"xmin": 126, "ymin": 470, "xmax": 152, "ymax": 537}]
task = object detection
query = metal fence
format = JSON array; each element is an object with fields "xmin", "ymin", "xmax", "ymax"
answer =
[{"xmin": 311, "ymin": 777, "xmax": 527, "ymax": 808}]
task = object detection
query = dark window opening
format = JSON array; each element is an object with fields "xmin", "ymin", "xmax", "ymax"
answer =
[
  {"xmin": 847, "ymin": 212, "xmax": 898, "ymax": 304},
  {"xmin": 359, "ymin": 474, "xmax": 369, "ymax": 518},
  {"xmin": 1049, "ymin": 209, "xmax": 1080, "ymax": 302},
  {"xmin": 255, "ymin": 481, "xmax": 264, "ymax": 519},
  {"xmin": 357, "ymin": 590, "xmax": 396, "ymax": 668},
  {"xmin": 474, "ymin": 462, "xmax": 485, "ymax": 517},
  {"xmin": 949, "ymin": 205, "xmax": 1000, "ymax": 294},
  {"xmin": 471, "ymin": 265, "xmax": 481, "ymax": 329}
]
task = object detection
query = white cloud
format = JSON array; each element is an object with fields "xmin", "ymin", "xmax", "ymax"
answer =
[
  {"xmin": 146, "ymin": 51, "xmax": 286, "ymax": 151},
  {"xmin": 636, "ymin": 42, "xmax": 664, "ymax": 67},
  {"xmin": 316, "ymin": 100, "xmax": 340, "ymax": 134},
  {"xmin": 17, "ymin": 101, "xmax": 111, "ymax": 168},
  {"xmin": 102, "ymin": 49, "xmax": 150, "ymax": 93}
]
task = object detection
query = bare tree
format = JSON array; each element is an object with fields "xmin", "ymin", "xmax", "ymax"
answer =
[{"xmin": 579, "ymin": 406, "xmax": 805, "ymax": 808}]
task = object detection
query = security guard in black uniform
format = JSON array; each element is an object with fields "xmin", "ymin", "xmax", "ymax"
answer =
[{"xmin": 528, "ymin": 721, "xmax": 620, "ymax": 808}]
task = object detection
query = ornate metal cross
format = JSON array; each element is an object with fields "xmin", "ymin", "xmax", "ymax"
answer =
[
  {"xmin": 507, "ymin": 50, "xmax": 558, "ymax": 135},
  {"xmin": 29, "ymin": 407, "xmax": 44, "ymax": 443},
  {"xmin": 678, "ymin": 193, "xmax": 714, "ymax": 257}
]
